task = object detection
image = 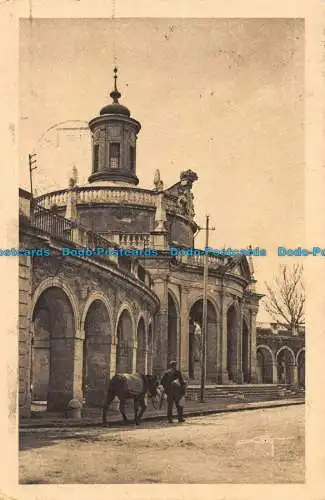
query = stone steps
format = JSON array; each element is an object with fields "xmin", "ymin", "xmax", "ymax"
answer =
[{"xmin": 185, "ymin": 384, "xmax": 304, "ymax": 402}]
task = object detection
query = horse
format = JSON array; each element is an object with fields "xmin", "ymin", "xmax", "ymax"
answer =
[{"xmin": 102, "ymin": 373, "xmax": 160, "ymax": 426}]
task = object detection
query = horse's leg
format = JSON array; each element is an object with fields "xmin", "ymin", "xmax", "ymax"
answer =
[
  {"xmin": 134, "ymin": 398, "xmax": 139, "ymax": 425},
  {"xmin": 119, "ymin": 397, "xmax": 128, "ymax": 423},
  {"xmin": 136, "ymin": 394, "xmax": 147, "ymax": 424},
  {"xmin": 102, "ymin": 390, "xmax": 115, "ymax": 425}
]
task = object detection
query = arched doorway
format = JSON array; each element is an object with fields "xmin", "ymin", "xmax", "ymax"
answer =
[
  {"xmin": 31, "ymin": 287, "xmax": 76, "ymax": 411},
  {"xmin": 116, "ymin": 309, "xmax": 134, "ymax": 373},
  {"xmin": 242, "ymin": 318, "xmax": 250, "ymax": 382},
  {"xmin": 136, "ymin": 317, "xmax": 146, "ymax": 373},
  {"xmin": 83, "ymin": 300, "xmax": 111, "ymax": 406},
  {"xmin": 256, "ymin": 345, "xmax": 274, "ymax": 383},
  {"xmin": 147, "ymin": 323, "xmax": 153, "ymax": 374},
  {"xmin": 297, "ymin": 349, "xmax": 305, "ymax": 388},
  {"xmin": 227, "ymin": 304, "xmax": 239, "ymax": 382},
  {"xmin": 188, "ymin": 299, "xmax": 218, "ymax": 382},
  {"xmin": 167, "ymin": 293, "xmax": 179, "ymax": 365},
  {"xmin": 277, "ymin": 347, "xmax": 295, "ymax": 385}
]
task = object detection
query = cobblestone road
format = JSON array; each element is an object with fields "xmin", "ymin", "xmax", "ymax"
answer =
[{"xmin": 19, "ymin": 405, "xmax": 304, "ymax": 484}]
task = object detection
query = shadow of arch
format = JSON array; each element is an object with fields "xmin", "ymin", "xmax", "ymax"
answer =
[
  {"xmin": 276, "ymin": 346, "xmax": 295, "ymax": 385},
  {"xmin": 242, "ymin": 317, "xmax": 250, "ymax": 382},
  {"xmin": 227, "ymin": 303, "xmax": 240, "ymax": 382},
  {"xmin": 296, "ymin": 348, "xmax": 305, "ymax": 388},
  {"xmin": 256, "ymin": 345, "xmax": 275, "ymax": 383},
  {"xmin": 82, "ymin": 299, "xmax": 112, "ymax": 407},
  {"xmin": 31, "ymin": 286, "xmax": 76, "ymax": 411},
  {"xmin": 136, "ymin": 316, "xmax": 146, "ymax": 373},
  {"xmin": 116, "ymin": 309, "xmax": 134, "ymax": 374},
  {"xmin": 147, "ymin": 322, "xmax": 154, "ymax": 375},
  {"xmin": 188, "ymin": 298, "xmax": 218, "ymax": 382},
  {"xmin": 167, "ymin": 291, "xmax": 180, "ymax": 366}
]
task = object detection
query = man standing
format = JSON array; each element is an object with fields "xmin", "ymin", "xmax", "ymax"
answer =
[{"xmin": 160, "ymin": 360, "xmax": 186, "ymax": 423}]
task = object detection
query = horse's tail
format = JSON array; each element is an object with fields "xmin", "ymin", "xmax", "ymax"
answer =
[{"xmin": 102, "ymin": 384, "xmax": 116, "ymax": 425}]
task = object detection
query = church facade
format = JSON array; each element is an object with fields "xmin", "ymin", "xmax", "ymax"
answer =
[{"xmin": 19, "ymin": 70, "xmax": 274, "ymax": 416}]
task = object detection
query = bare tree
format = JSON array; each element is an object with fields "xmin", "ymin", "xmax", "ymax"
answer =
[{"xmin": 263, "ymin": 264, "xmax": 305, "ymax": 334}]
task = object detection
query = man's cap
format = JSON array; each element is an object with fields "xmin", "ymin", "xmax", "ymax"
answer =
[{"xmin": 168, "ymin": 360, "xmax": 177, "ymax": 367}]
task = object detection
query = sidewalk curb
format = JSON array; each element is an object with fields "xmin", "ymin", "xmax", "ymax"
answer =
[{"xmin": 20, "ymin": 399, "xmax": 305, "ymax": 430}]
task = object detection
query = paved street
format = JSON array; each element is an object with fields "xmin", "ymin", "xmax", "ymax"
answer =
[{"xmin": 19, "ymin": 405, "xmax": 304, "ymax": 484}]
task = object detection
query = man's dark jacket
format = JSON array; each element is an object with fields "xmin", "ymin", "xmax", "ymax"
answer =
[{"xmin": 160, "ymin": 369, "xmax": 186, "ymax": 397}]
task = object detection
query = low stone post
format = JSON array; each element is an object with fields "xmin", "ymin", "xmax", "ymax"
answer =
[{"xmin": 66, "ymin": 399, "xmax": 82, "ymax": 419}]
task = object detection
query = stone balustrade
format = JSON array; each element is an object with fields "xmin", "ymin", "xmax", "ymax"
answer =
[
  {"xmin": 36, "ymin": 187, "xmax": 188, "ymax": 219},
  {"xmin": 174, "ymin": 252, "xmax": 226, "ymax": 269},
  {"xmin": 37, "ymin": 187, "xmax": 158, "ymax": 209},
  {"xmin": 118, "ymin": 233, "xmax": 152, "ymax": 248}
]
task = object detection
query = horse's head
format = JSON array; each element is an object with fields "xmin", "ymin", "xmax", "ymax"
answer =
[{"xmin": 145, "ymin": 374, "xmax": 160, "ymax": 398}]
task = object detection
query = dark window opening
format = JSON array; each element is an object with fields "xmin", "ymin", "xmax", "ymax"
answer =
[
  {"xmin": 93, "ymin": 144, "xmax": 99, "ymax": 172},
  {"xmin": 109, "ymin": 142, "xmax": 120, "ymax": 169},
  {"xmin": 130, "ymin": 146, "xmax": 136, "ymax": 172}
]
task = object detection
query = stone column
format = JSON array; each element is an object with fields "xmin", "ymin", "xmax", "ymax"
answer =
[
  {"xmin": 72, "ymin": 334, "xmax": 84, "ymax": 403},
  {"xmin": 249, "ymin": 309, "xmax": 258, "ymax": 383},
  {"xmin": 83, "ymin": 334, "xmax": 112, "ymax": 407},
  {"xmin": 218, "ymin": 285, "xmax": 230, "ymax": 384},
  {"xmin": 293, "ymin": 363, "xmax": 299, "ymax": 387},
  {"xmin": 109, "ymin": 337, "xmax": 117, "ymax": 378},
  {"xmin": 47, "ymin": 337, "xmax": 80, "ymax": 411},
  {"xmin": 132, "ymin": 341, "xmax": 138, "ymax": 374},
  {"xmin": 236, "ymin": 301, "xmax": 244, "ymax": 383},
  {"xmin": 144, "ymin": 346, "xmax": 149, "ymax": 374},
  {"xmin": 272, "ymin": 361, "xmax": 278, "ymax": 384},
  {"xmin": 179, "ymin": 286, "xmax": 189, "ymax": 377},
  {"xmin": 152, "ymin": 277, "xmax": 168, "ymax": 374}
]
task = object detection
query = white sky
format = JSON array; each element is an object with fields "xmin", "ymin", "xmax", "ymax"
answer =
[{"xmin": 19, "ymin": 18, "xmax": 305, "ymax": 322}]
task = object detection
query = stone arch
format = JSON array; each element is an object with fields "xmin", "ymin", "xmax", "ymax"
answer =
[
  {"xmin": 115, "ymin": 304, "xmax": 135, "ymax": 374},
  {"xmin": 256, "ymin": 344, "xmax": 275, "ymax": 383},
  {"xmin": 167, "ymin": 290, "xmax": 180, "ymax": 366},
  {"xmin": 115, "ymin": 302, "xmax": 136, "ymax": 341},
  {"xmin": 147, "ymin": 321, "xmax": 154, "ymax": 375},
  {"xmin": 188, "ymin": 297, "xmax": 218, "ymax": 382},
  {"xmin": 136, "ymin": 315, "xmax": 146, "ymax": 373},
  {"xmin": 32, "ymin": 277, "xmax": 80, "ymax": 333},
  {"xmin": 276, "ymin": 346, "xmax": 295, "ymax": 384},
  {"xmin": 296, "ymin": 347, "xmax": 305, "ymax": 364},
  {"xmin": 188, "ymin": 295, "xmax": 220, "ymax": 317},
  {"xmin": 242, "ymin": 317, "xmax": 250, "ymax": 382},
  {"xmin": 31, "ymin": 285, "xmax": 77, "ymax": 410},
  {"xmin": 296, "ymin": 348, "xmax": 305, "ymax": 388},
  {"xmin": 81, "ymin": 292, "xmax": 114, "ymax": 340},
  {"xmin": 82, "ymin": 298, "xmax": 113, "ymax": 406},
  {"xmin": 227, "ymin": 302, "xmax": 240, "ymax": 382}
]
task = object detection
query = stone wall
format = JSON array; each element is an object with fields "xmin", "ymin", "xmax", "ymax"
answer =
[
  {"xmin": 19, "ymin": 252, "xmax": 32, "ymax": 417},
  {"xmin": 19, "ymin": 222, "xmax": 160, "ymax": 414}
]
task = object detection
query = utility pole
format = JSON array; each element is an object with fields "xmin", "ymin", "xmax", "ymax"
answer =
[
  {"xmin": 199, "ymin": 215, "xmax": 215, "ymax": 402},
  {"xmin": 28, "ymin": 153, "xmax": 37, "ymax": 197}
]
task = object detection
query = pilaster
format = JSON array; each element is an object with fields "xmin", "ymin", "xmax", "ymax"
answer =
[
  {"xmin": 236, "ymin": 300, "xmax": 244, "ymax": 383},
  {"xmin": 179, "ymin": 286, "xmax": 189, "ymax": 376},
  {"xmin": 293, "ymin": 363, "xmax": 299, "ymax": 386},
  {"xmin": 249, "ymin": 308, "xmax": 258, "ymax": 383},
  {"xmin": 272, "ymin": 361, "xmax": 278, "ymax": 384},
  {"xmin": 151, "ymin": 277, "xmax": 169, "ymax": 374},
  {"xmin": 218, "ymin": 283, "xmax": 230, "ymax": 384}
]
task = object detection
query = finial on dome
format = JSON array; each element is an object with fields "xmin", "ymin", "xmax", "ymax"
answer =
[{"xmin": 110, "ymin": 66, "xmax": 121, "ymax": 103}]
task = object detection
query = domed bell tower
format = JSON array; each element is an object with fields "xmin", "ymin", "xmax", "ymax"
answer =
[{"xmin": 88, "ymin": 67, "xmax": 141, "ymax": 185}]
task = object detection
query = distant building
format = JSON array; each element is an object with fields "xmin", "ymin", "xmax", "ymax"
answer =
[{"xmin": 256, "ymin": 322, "xmax": 305, "ymax": 387}]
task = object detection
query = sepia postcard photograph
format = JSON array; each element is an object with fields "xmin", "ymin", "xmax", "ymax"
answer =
[{"xmin": 1, "ymin": 1, "xmax": 325, "ymax": 499}]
